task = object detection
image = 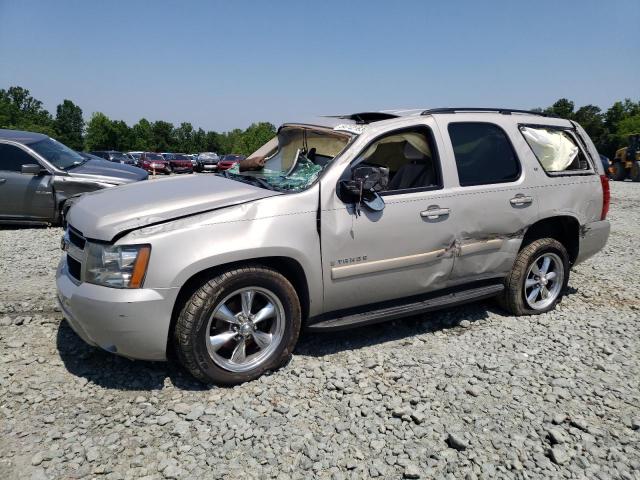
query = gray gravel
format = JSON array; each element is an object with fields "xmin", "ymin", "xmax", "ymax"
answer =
[{"xmin": 1, "ymin": 182, "xmax": 639, "ymax": 479}]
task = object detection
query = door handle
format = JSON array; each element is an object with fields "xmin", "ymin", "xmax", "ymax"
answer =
[
  {"xmin": 0, "ymin": 178, "xmax": 6, "ymax": 185},
  {"xmin": 510, "ymin": 195, "xmax": 533, "ymax": 206},
  {"xmin": 421, "ymin": 206, "xmax": 450, "ymax": 220}
]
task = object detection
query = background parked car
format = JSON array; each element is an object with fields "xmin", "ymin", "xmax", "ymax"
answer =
[
  {"xmin": 89, "ymin": 150, "xmax": 135, "ymax": 165},
  {"xmin": 139, "ymin": 152, "xmax": 171, "ymax": 174},
  {"xmin": 217, "ymin": 153, "xmax": 246, "ymax": 171},
  {"xmin": 599, "ymin": 154, "xmax": 612, "ymax": 178},
  {"xmin": 127, "ymin": 151, "xmax": 143, "ymax": 166},
  {"xmin": 0, "ymin": 129, "xmax": 147, "ymax": 225},
  {"xmin": 161, "ymin": 153, "xmax": 194, "ymax": 174},
  {"xmin": 195, "ymin": 152, "xmax": 220, "ymax": 172}
]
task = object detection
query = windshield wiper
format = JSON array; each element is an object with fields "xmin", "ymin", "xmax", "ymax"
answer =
[
  {"xmin": 248, "ymin": 177, "xmax": 276, "ymax": 191},
  {"xmin": 64, "ymin": 159, "xmax": 88, "ymax": 170}
]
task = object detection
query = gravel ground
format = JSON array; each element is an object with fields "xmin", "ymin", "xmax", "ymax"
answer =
[{"xmin": 0, "ymin": 182, "xmax": 639, "ymax": 480}]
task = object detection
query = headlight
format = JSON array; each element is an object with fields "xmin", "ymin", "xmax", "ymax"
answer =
[{"xmin": 85, "ymin": 243, "xmax": 151, "ymax": 288}]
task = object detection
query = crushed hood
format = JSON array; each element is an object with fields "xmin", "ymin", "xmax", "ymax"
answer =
[
  {"xmin": 66, "ymin": 174, "xmax": 281, "ymax": 241},
  {"xmin": 68, "ymin": 158, "xmax": 148, "ymax": 183}
]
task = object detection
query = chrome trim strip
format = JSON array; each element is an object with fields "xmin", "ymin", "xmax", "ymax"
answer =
[
  {"xmin": 459, "ymin": 239, "xmax": 503, "ymax": 256},
  {"xmin": 331, "ymin": 249, "xmax": 446, "ymax": 280}
]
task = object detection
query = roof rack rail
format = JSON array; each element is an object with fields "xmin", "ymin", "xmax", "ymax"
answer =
[{"xmin": 421, "ymin": 108, "xmax": 554, "ymax": 117}]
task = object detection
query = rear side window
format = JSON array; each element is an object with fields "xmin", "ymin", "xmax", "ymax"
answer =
[
  {"xmin": 520, "ymin": 126, "xmax": 590, "ymax": 173},
  {"xmin": 0, "ymin": 143, "xmax": 37, "ymax": 172},
  {"xmin": 448, "ymin": 123, "xmax": 520, "ymax": 186}
]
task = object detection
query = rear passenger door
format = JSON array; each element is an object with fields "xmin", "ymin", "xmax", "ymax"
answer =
[{"xmin": 435, "ymin": 119, "xmax": 539, "ymax": 284}]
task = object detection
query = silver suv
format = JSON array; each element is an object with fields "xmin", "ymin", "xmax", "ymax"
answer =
[{"xmin": 56, "ymin": 108, "xmax": 611, "ymax": 384}]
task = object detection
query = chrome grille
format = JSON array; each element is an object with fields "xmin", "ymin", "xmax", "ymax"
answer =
[
  {"xmin": 68, "ymin": 226, "xmax": 86, "ymax": 249},
  {"xmin": 64, "ymin": 225, "xmax": 86, "ymax": 282}
]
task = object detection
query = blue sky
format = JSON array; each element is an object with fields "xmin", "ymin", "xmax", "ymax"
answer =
[{"xmin": 1, "ymin": 0, "xmax": 638, "ymax": 132}]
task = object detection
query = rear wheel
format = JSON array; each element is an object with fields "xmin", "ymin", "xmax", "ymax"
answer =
[
  {"xmin": 630, "ymin": 161, "xmax": 640, "ymax": 182},
  {"xmin": 174, "ymin": 266, "xmax": 301, "ymax": 385},
  {"xmin": 499, "ymin": 238, "xmax": 569, "ymax": 316},
  {"xmin": 611, "ymin": 161, "xmax": 627, "ymax": 181}
]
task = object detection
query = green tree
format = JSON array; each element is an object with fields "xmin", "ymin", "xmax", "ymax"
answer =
[
  {"xmin": 54, "ymin": 99, "xmax": 84, "ymax": 150},
  {"xmin": 85, "ymin": 112, "xmax": 115, "ymax": 150},
  {"xmin": 241, "ymin": 122, "xmax": 276, "ymax": 155},
  {"xmin": 131, "ymin": 118, "xmax": 153, "ymax": 150},
  {"xmin": 205, "ymin": 130, "xmax": 223, "ymax": 153},
  {"xmin": 617, "ymin": 115, "xmax": 640, "ymax": 138},
  {"xmin": 112, "ymin": 120, "xmax": 133, "ymax": 151},
  {"xmin": 174, "ymin": 122, "xmax": 194, "ymax": 152},
  {"xmin": 0, "ymin": 86, "xmax": 55, "ymax": 135},
  {"xmin": 573, "ymin": 105, "xmax": 603, "ymax": 140},
  {"xmin": 544, "ymin": 98, "xmax": 574, "ymax": 119},
  {"xmin": 192, "ymin": 128, "xmax": 207, "ymax": 152},
  {"xmin": 151, "ymin": 120, "xmax": 174, "ymax": 152}
]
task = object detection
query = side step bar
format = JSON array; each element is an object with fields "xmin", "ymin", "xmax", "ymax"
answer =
[{"xmin": 307, "ymin": 283, "xmax": 504, "ymax": 332}]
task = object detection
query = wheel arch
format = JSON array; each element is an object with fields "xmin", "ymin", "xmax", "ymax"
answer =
[
  {"xmin": 521, "ymin": 215, "xmax": 580, "ymax": 266},
  {"xmin": 167, "ymin": 256, "xmax": 311, "ymax": 356}
]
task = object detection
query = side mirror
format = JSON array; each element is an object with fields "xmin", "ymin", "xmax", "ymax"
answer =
[
  {"xmin": 339, "ymin": 165, "xmax": 389, "ymax": 212},
  {"xmin": 21, "ymin": 164, "xmax": 44, "ymax": 175}
]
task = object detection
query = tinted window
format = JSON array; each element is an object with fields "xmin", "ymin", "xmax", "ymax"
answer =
[
  {"xmin": 0, "ymin": 143, "xmax": 38, "ymax": 172},
  {"xmin": 448, "ymin": 123, "xmax": 520, "ymax": 186}
]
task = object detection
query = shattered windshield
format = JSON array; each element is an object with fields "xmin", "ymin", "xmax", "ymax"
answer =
[{"xmin": 220, "ymin": 126, "xmax": 352, "ymax": 192}]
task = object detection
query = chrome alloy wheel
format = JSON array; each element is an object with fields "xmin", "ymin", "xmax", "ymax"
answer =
[
  {"xmin": 524, "ymin": 252, "xmax": 564, "ymax": 310},
  {"xmin": 205, "ymin": 287, "xmax": 285, "ymax": 373}
]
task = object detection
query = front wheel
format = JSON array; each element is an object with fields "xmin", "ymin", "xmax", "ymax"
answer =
[
  {"xmin": 174, "ymin": 266, "xmax": 301, "ymax": 385},
  {"xmin": 499, "ymin": 238, "xmax": 569, "ymax": 316}
]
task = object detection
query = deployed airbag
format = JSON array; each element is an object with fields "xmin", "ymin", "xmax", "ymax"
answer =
[{"xmin": 521, "ymin": 127, "xmax": 579, "ymax": 172}]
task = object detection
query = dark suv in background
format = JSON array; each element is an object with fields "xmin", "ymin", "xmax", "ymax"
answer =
[
  {"xmin": 89, "ymin": 150, "xmax": 135, "ymax": 165},
  {"xmin": 195, "ymin": 152, "xmax": 220, "ymax": 172},
  {"xmin": 0, "ymin": 129, "xmax": 147, "ymax": 225}
]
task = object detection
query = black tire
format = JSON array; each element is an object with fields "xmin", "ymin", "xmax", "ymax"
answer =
[
  {"xmin": 631, "ymin": 161, "xmax": 640, "ymax": 182},
  {"xmin": 174, "ymin": 266, "xmax": 301, "ymax": 385},
  {"xmin": 611, "ymin": 161, "xmax": 627, "ymax": 181},
  {"xmin": 498, "ymin": 238, "xmax": 570, "ymax": 316}
]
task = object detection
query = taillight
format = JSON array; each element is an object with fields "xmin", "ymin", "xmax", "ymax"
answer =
[{"xmin": 600, "ymin": 174, "xmax": 610, "ymax": 220}]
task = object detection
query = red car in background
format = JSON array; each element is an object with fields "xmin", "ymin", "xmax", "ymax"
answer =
[
  {"xmin": 162, "ymin": 153, "xmax": 194, "ymax": 174},
  {"xmin": 217, "ymin": 154, "xmax": 246, "ymax": 171},
  {"xmin": 139, "ymin": 152, "xmax": 171, "ymax": 174}
]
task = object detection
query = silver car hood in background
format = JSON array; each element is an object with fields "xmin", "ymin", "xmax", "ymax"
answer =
[{"xmin": 66, "ymin": 174, "xmax": 281, "ymax": 241}]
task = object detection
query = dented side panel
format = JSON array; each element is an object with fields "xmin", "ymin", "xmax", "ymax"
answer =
[
  {"xmin": 318, "ymin": 117, "xmax": 459, "ymax": 312},
  {"xmin": 320, "ymin": 193, "xmax": 458, "ymax": 311}
]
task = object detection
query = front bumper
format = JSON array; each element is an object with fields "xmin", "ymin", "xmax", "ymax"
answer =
[
  {"xmin": 56, "ymin": 257, "xmax": 179, "ymax": 361},
  {"xmin": 575, "ymin": 220, "xmax": 610, "ymax": 265}
]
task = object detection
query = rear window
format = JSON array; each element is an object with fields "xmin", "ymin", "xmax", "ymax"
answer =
[
  {"xmin": 146, "ymin": 153, "xmax": 164, "ymax": 160},
  {"xmin": 520, "ymin": 126, "xmax": 590, "ymax": 173},
  {"xmin": 448, "ymin": 122, "xmax": 520, "ymax": 186}
]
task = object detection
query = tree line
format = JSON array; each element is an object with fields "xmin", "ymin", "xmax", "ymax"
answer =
[
  {"xmin": 0, "ymin": 86, "xmax": 275, "ymax": 156},
  {"xmin": 1, "ymin": 85, "xmax": 639, "ymax": 158}
]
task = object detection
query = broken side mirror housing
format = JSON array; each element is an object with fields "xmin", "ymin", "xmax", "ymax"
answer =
[{"xmin": 339, "ymin": 165, "xmax": 389, "ymax": 212}]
